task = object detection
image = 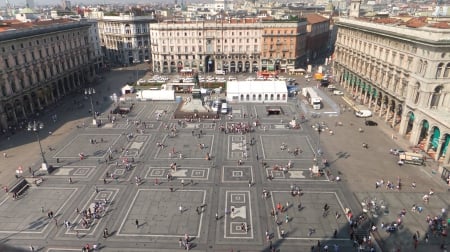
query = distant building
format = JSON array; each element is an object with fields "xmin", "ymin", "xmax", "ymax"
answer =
[
  {"xmin": 149, "ymin": 17, "xmax": 307, "ymax": 74},
  {"xmin": 0, "ymin": 19, "xmax": 96, "ymax": 132},
  {"xmin": 304, "ymin": 13, "xmax": 330, "ymax": 64},
  {"xmin": 334, "ymin": 16, "xmax": 450, "ymax": 165},
  {"xmin": 260, "ymin": 18, "xmax": 307, "ymax": 71},
  {"xmin": 91, "ymin": 12, "xmax": 155, "ymax": 65}
]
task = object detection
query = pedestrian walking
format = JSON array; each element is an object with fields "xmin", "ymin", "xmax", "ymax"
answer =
[
  {"xmin": 248, "ymin": 179, "xmax": 252, "ymax": 187},
  {"xmin": 135, "ymin": 219, "xmax": 139, "ymax": 228},
  {"xmin": 285, "ymin": 214, "xmax": 289, "ymax": 223},
  {"xmin": 103, "ymin": 228, "xmax": 109, "ymax": 238},
  {"xmin": 95, "ymin": 186, "xmax": 99, "ymax": 193},
  {"xmin": 215, "ymin": 212, "xmax": 219, "ymax": 220},
  {"xmin": 179, "ymin": 205, "xmax": 183, "ymax": 213},
  {"xmin": 29, "ymin": 245, "xmax": 34, "ymax": 252},
  {"xmin": 69, "ymin": 177, "xmax": 73, "ymax": 184},
  {"xmin": 179, "ymin": 238, "xmax": 184, "ymax": 247},
  {"xmin": 181, "ymin": 179, "xmax": 185, "ymax": 187}
]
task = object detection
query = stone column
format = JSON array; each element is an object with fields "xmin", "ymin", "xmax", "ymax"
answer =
[
  {"xmin": 391, "ymin": 104, "xmax": 397, "ymax": 128},
  {"xmin": 443, "ymin": 147, "xmax": 450, "ymax": 165},
  {"xmin": 398, "ymin": 113, "xmax": 409, "ymax": 137},
  {"xmin": 435, "ymin": 137, "xmax": 445, "ymax": 162},
  {"xmin": 378, "ymin": 96, "xmax": 384, "ymax": 117},
  {"xmin": 384, "ymin": 99, "xmax": 390, "ymax": 122}
]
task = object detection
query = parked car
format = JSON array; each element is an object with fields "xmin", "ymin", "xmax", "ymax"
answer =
[
  {"xmin": 355, "ymin": 109, "xmax": 372, "ymax": 118},
  {"xmin": 390, "ymin": 148, "xmax": 405, "ymax": 156},
  {"xmin": 365, "ymin": 120, "xmax": 378, "ymax": 126},
  {"xmin": 333, "ymin": 90, "xmax": 344, "ymax": 96}
]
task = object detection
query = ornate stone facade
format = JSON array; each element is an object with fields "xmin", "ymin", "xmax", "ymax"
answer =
[
  {"xmin": 149, "ymin": 18, "xmax": 307, "ymax": 74},
  {"xmin": 334, "ymin": 17, "xmax": 450, "ymax": 164},
  {"xmin": 0, "ymin": 20, "xmax": 96, "ymax": 133}
]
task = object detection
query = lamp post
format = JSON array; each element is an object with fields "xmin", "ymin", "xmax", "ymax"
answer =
[
  {"xmin": 28, "ymin": 121, "xmax": 47, "ymax": 171},
  {"xmin": 85, "ymin": 88, "xmax": 96, "ymax": 125}
]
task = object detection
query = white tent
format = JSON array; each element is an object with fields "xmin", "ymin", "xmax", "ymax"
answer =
[
  {"xmin": 226, "ymin": 81, "xmax": 288, "ymax": 103},
  {"xmin": 121, "ymin": 84, "xmax": 135, "ymax": 95}
]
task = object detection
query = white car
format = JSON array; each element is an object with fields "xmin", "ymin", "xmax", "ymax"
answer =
[
  {"xmin": 355, "ymin": 110, "xmax": 372, "ymax": 118},
  {"xmin": 333, "ymin": 90, "xmax": 344, "ymax": 96}
]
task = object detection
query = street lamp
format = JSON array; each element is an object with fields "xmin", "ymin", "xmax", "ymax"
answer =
[
  {"xmin": 27, "ymin": 121, "xmax": 47, "ymax": 172},
  {"xmin": 85, "ymin": 88, "xmax": 97, "ymax": 125}
]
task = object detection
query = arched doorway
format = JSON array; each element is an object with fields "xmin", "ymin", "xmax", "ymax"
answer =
[
  {"xmin": 245, "ymin": 61, "xmax": 250, "ymax": 73},
  {"xmin": 14, "ymin": 99, "xmax": 24, "ymax": 122},
  {"xmin": 252, "ymin": 61, "xmax": 258, "ymax": 72},
  {"xmin": 429, "ymin": 127, "xmax": 440, "ymax": 152},
  {"xmin": 223, "ymin": 61, "xmax": 229, "ymax": 73},
  {"xmin": 22, "ymin": 95, "xmax": 32, "ymax": 116},
  {"xmin": 237, "ymin": 61, "xmax": 243, "ymax": 73},
  {"xmin": 395, "ymin": 103, "xmax": 403, "ymax": 128},
  {"xmin": 418, "ymin": 120, "xmax": 429, "ymax": 149},
  {"xmin": 177, "ymin": 61, "xmax": 183, "ymax": 72},
  {"xmin": 439, "ymin": 134, "xmax": 450, "ymax": 162},
  {"xmin": 204, "ymin": 56, "xmax": 214, "ymax": 73},
  {"xmin": 230, "ymin": 61, "xmax": 236, "ymax": 73},
  {"xmin": 170, "ymin": 61, "xmax": 176, "ymax": 73},
  {"xmin": 405, "ymin": 111, "xmax": 415, "ymax": 139},
  {"xmin": 4, "ymin": 103, "xmax": 15, "ymax": 127},
  {"xmin": 163, "ymin": 62, "xmax": 169, "ymax": 73}
]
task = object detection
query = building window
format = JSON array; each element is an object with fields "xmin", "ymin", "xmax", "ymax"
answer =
[
  {"xmin": 430, "ymin": 85, "xmax": 443, "ymax": 108},
  {"xmin": 444, "ymin": 63, "xmax": 450, "ymax": 78},
  {"xmin": 436, "ymin": 63, "xmax": 444, "ymax": 78}
]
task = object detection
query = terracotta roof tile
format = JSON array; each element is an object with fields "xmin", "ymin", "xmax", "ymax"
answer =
[{"xmin": 305, "ymin": 13, "xmax": 328, "ymax": 24}]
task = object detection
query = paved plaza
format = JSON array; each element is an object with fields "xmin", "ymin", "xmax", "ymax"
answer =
[{"xmin": 0, "ymin": 69, "xmax": 448, "ymax": 252}]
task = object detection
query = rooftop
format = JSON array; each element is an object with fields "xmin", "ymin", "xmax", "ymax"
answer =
[
  {"xmin": 304, "ymin": 13, "xmax": 329, "ymax": 24},
  {"xmin": 0, "ymin": 18, "xmax": 74, "ymax": 33}
]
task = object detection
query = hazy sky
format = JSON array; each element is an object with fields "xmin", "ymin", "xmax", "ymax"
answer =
[{"xmin": 4, "ymin": 0, "xmax": 201, "ymax": 7}]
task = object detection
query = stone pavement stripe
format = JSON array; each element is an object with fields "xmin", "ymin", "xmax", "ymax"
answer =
[{"xmin": 224, "ymin": 190, "xmax": 254, "ymax": 239}]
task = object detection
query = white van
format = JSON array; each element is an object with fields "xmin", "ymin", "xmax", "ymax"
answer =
[
  {"xmin": 215, "ymin": 70, "xmax": 225, "ymax": 75},
  {"xmin": 355, "ymin": 109, "xmax": 372, "ymax": 118},
  {"xmin": 221, "ymin": 103, "xmax": 228, "ymax": 114}
]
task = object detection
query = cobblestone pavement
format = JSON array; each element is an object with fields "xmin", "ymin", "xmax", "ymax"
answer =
[{"xmin": 0, "ymin": 68, "xmax": 448, "ymax": 252}]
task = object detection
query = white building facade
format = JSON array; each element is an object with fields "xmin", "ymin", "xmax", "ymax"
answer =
[
  {"xmin": 334, "ymin": 17, "xmax": 450, "ymax": 165},
  {"xmin": 150, "ymin": 19, "xmax": 262, "ymax": 74},
  {"xmin": 93, "ymin": 12, "xmax": 155, "ymax": 65},
  {"xmin": 0, "ymin": 20, "xmax": 95, "ymax": 132}
]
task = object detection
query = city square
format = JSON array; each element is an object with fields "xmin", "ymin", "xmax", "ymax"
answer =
[{"xmin": 0, "ymin": 68, "xmax": 448, "ymax": 252}]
